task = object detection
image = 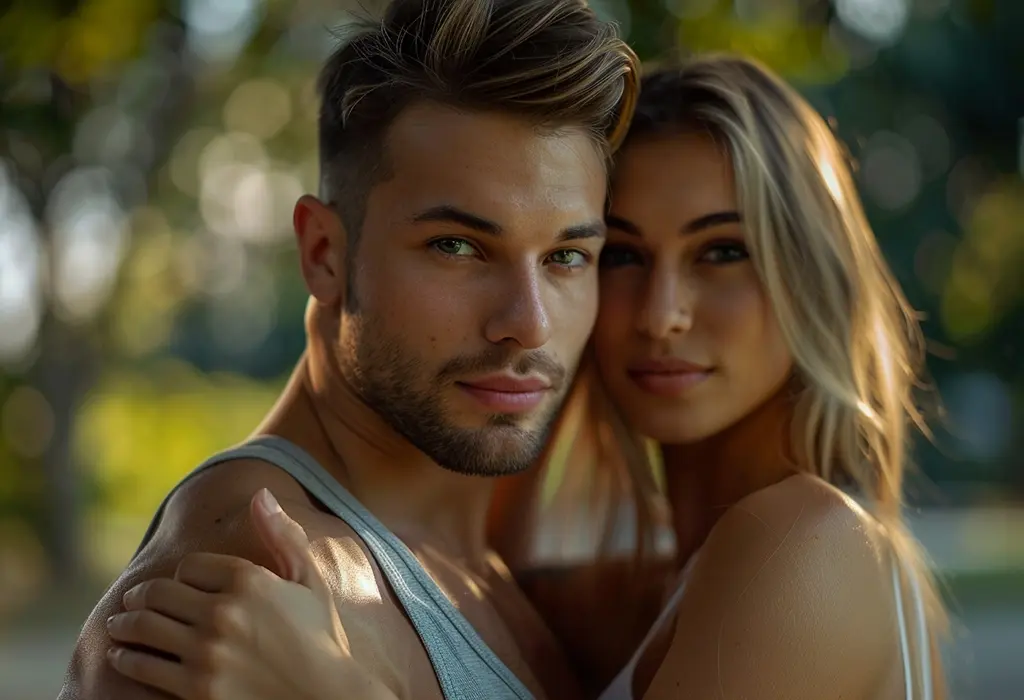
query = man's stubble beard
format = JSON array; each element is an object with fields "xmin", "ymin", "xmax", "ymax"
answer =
[{"xmin": 339, "ymin": 313, "xmax": 573, "ymax": 477}]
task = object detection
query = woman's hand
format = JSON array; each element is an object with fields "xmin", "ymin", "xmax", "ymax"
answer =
[{"xmin": 105, "ymin": 488, "xmax": 398, "ymax": 700}]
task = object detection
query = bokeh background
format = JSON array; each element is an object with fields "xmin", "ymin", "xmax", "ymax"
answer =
[{"xmin": 1, "ymin": 0, "xmax": 1022, "ymax": 697}]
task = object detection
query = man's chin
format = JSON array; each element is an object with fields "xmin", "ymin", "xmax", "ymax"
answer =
[{"xmin": 429, "ymin": 424, "xmax": 545, "ymax": 477}]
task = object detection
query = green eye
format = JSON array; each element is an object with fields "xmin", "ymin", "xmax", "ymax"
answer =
[
  {"xmin": 548, "ymin": 249, "xmax": 588, "ymax": 269},
  {"xmin": 432, "ymin": 238, "xmax": 476, "ymax": 257}
]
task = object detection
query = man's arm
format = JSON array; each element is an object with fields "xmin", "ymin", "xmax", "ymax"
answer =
[{"xmin": 59, "ymin": 460, "xmax": 307, "ymax": 700}]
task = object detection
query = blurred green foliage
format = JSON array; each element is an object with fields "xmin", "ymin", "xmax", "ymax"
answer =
[{"xmin": 1, "ymin": 0, "xmax": 1023, "ymax": 585}]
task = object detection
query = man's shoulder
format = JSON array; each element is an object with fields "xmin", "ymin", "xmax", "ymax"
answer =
[
  {"xmin": 59, "ymin": 456, "xmax": 415, "ymax": 700},
  {"xmin": 152, "ymin": 456, "xmax": 401, "ymax": 605}
]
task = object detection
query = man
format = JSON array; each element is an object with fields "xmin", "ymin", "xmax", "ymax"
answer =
[{"xmin": 59, "ymin": 0, "xmax": 638, "ymax": 698}]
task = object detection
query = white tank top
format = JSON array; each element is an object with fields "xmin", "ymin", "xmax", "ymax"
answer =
[{"xmin": 597, "ymin": 548, "xmax": 933, "ymax": 700}]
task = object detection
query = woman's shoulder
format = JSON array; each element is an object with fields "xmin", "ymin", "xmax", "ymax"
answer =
[
  {"xmin": 645, "ymin": 474, "xmax": 902, "ymax": 699},
  {"xmin": 695, "ymin": 472, "xmax": 897, "ymax": 616},
  {"xmin": 713, "ymin": 472, "xmax": 890, "ymax": 564}
]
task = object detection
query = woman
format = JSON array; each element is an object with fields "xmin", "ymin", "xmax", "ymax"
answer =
[
  {"xmin": 492, "ymin": 54, "xmax": 947, "ymax": 700},
  {"xmin": 107, "ymin": 55, "xmax": 947, "ymax": 699}
]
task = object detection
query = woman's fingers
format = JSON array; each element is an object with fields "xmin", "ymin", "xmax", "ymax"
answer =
[
  {"xmin": 122, "ymin": 577, "xmax": 211, "ymax": 626},
  {"xmin": 107, "ymin": 609, "xmax": 194, "ymax": 661},
  {"xmin": 251, "ymin": 489, "xmax": 331, "ymax": 598},
  {"xmin": 107, "ymin": 646, "xmax": 192, "ymax": 699}
]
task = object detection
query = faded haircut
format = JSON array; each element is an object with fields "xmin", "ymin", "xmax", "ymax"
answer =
[{"xmin": 317, "ymin": 0, "xmax": 639, "ymax": 239}]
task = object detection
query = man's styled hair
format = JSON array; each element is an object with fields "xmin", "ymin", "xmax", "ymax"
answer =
[{"xmin": 317, "ymin": 0, "xmax": 639, "ymax": 237}]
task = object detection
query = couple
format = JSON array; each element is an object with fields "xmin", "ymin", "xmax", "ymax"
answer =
[{"xmin": 60, "ymin": 0, "xmax": 946, "ymax": 698}]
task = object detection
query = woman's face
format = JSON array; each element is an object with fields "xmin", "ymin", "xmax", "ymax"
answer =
[{"xmin": 594, "ymin": 132, "xmax": 793, "ymax": 444}]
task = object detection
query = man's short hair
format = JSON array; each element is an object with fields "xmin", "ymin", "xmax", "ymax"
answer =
[{"xmin": 317, "ymin": 0, "xmax": 638, "ymax": 237}]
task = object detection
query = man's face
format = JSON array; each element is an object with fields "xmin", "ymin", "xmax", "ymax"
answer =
[{"xmin": 338, "ymin": 102, "xmax": 607, "ymax": 476}]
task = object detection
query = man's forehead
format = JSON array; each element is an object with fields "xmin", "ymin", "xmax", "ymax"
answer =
[{"xmin": 378, "ymin": 102, "xmax": 608, "ymax": 221}]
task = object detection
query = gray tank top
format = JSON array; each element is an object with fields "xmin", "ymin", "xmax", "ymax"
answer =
[{"xmin": 134, "ymin": 435, "xmax": 535, "ymax": 700}]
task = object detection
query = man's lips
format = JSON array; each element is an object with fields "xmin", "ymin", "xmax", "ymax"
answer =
[{"xmin": 457, "ymin": 373, "xmax": 552, "ymax": 413}]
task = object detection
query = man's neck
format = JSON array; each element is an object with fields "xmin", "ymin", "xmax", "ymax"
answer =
[{"xmin": 259, "ymin": 346, "xmax": 496, "ymax": 565}]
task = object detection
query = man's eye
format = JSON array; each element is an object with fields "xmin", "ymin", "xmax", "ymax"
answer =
[
  {"xmin": 548, "ymin": 249, "xmax": 589, "ymax": 269},
  {"xmin": 431, "ymin": 238, "xmax": 476, "ymax": 257}
]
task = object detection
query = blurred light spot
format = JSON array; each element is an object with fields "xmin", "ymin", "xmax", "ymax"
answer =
[
  {"xmin": 170, "ymin": 128, "xmax": 218, "ymax": 197},
  {"xmin": 860, "ymin": 131, "xmax": 922, "ymax": 211},
  {"xmin": 224, "ymin": 80, "xmax": 292, "ymax": 140},
  {"xmin": 74, "ymin": 106, "xmax": 147, "ymax": 166},
  {"xmin": 199, "ymin": 132, "xmax": 301, "ymax": 243},
  {"xmin": 3, "ymin": 70, "xmax": 53, "ymax": 106},
  {"xmin": 913, "ymin": 230, "xmax": 956, "ymax": 295},
  {"xmin": 898, "ymin": 113, "xmax": 951, "ymax": 180},
  {"xmin": 117, "ymin": 59, "xmax": 172, "ymax": 116},
  {"xmin": 47, "ymin": 168, "xmax": 130, "ymax": 323},
  {"xmin": 828, "ymin": 19, "xmax": 878, "ymax": 70},
  {"xmin": 184, "ymin": 0, "xmax": 263, "ymax": 64},
  {"xmin": 946, "ymin": 157, "xmax": 991, "ymax": 226},
  {"xmin": 6, "ymin": 131, "xmax": 43, "ymax": 179},
  {"xmin": 2, "ymin": 385, "xmax": 54, "ymax": 459},
  {"xmin": 942, "ymin": 180, "xmax": 1024, "ymax": 343},
  {"xmin": 112, "ymin": 164, "xmax": 150, "ymax": 209},
  {"xmin": 588, "ymin": 0, "xmax": 631, "ymax": 36},
  {"xmin": 200, "ymin": 131, "xmax": 268, "ymax": 177},
  {"xmin": 207, "ymin": 260, "xmax": 276, "ymax": 355},
  {"xmin": 941, "ymin": 258, "xmax": 993, "ymax": 342},
  {"xmin": 297, "ymin": 78, "xmax": 319, "ymax": 121},
  {"xmin": 943, "ymin": 373, "xmax": 1013, "ymax": 462},
  {"xmin": 733, "ymin": 0, "xmax": 799, "ymax": 23},
  {"xmin": 0, "ymin": 161, "xmax": 43, "ymax": 365},
  {"xmin": 112, "ymin": 211, "xmax": 180, "ymax": 357},
  {"xmin": 835, "ymin": 0, "xmax": 909, "ymax": 45},
  {"xmin": 1018, "ymin": 118, "xmax": 1023, "ymax": 177},
  {"xmin": 296, "ymin": 155, "xmax": 320, "ymax": 194},
  {"xmin": 0, "ymin": 519, "xmax": 48, "ymax": 618},
  {"xmin": 664, "ymin": 0, "xmax": 717, "ymax": 19},
  {"xmin": 913, "ymin": 0, "xmax": 951, "ymax": 20},
  {"xmin": 178, "ymin": 235, "xmax": 248, "ymax": 297}
]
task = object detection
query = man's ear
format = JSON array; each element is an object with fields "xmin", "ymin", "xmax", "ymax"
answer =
[{"xmin": 293, "ymin": 195, "xmax": 348, "ymax": 305}]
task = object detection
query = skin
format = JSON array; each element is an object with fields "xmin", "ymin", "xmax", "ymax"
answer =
[{"xmin": 61, "ymin": 101, "xmax": 607, "ymax": 700}]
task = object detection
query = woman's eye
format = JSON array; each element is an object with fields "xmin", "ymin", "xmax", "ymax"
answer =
[
  {"xmin": 431, "ymin": 238, "xmax": 477, "ymax": 257},
  {"xmin": 700, "ymin": 242, "xmax": 749, "ymax": 264},
  {"xmin": 548, "ymin": 249, "xmax": 589, "ymax": 269},
  {"xmin": 599, "ymin": 244, "xmax": 643, "ymax": 268}
]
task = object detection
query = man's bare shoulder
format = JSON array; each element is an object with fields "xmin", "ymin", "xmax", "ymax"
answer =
[{"xmin": 59, "ymin": 457, "xmax": 417, "ymax": 700}]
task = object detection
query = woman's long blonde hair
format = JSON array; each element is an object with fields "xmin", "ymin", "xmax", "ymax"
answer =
[{"xmin": 489, "ymin": 54, "xmax": 947, "ymax": 695}]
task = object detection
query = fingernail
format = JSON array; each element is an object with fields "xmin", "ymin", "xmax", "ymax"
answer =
[
  {"xmin": 259, "ymin": 488, "xmax": 282, "ymax": 515},
  {"xmin": 122, "ymin": 587, "xmax": 137, "ymax": 608}
]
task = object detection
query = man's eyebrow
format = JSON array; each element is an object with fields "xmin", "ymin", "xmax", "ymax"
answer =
[
  {"xmin": 558, "ymin": 220, "xmax": 606, "ymax": 241},
  {"xmin": 412, "ymin": 206, "xmax": 606, "ymax": 242},
  {"xmin": 410, "ymin": 205, "xmax": 502, "ymax": 235}
]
